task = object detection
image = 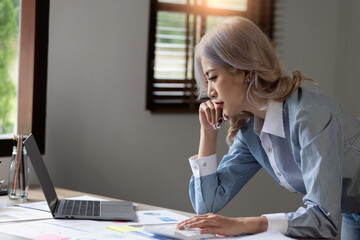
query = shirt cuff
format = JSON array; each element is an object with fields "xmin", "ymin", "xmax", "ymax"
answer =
[
  {"xmin": 188, "ymin": 154, "xmax": 217, "ymax": 178},
  {"xmin": 261, "ymin": 213, "xmax": 288, "ymax": 234}
]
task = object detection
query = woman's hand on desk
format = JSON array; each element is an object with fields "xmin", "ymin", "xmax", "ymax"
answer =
[{"xmin": 177, "ymin": 213, "xmax": 268, "ymax": 237}]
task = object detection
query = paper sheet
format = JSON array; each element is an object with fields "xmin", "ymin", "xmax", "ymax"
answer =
[
  {"xmin": 0, "ymin": 219, "xmax": 153, "ymax": 240},
  {"xmin": 0, "ymin": 209, "xmax": 189, "ymax": 239},
  {"xmin": 0, "ymin": 206, "xmax": 52, "ymax": 222},
  {"xmin": 0, "ymin": 219, "xmax": 110, "ymax": 239},
  {"xmin": 0, "ymin": 217, "xmax": 295, "ymax": 240},
  {"xmin": 0, "ymin": 209, "xmax": 188, "ymax": 239},
  {"xmin": 113, "ymin": 209, "xmax": 189, "ymax": 226}
]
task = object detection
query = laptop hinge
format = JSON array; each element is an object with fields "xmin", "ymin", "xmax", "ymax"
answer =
[{"xmin": 53, "ymin": 199, "xmax": 61, "ymax": 216}]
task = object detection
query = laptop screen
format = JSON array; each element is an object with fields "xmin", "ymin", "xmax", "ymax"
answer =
[{"xmin": 23, "ymin": 134, "xmax": 58, "ymax": 215}]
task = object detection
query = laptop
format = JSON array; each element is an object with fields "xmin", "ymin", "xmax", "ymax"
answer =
[{"xmin": 23, "ymin": 133, "xmax": 136, "ymax": 221}]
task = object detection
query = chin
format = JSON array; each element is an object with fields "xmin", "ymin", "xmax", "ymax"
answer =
[{"xmin": 223, "ymin": 112, "xmax": 230, "ymax": 120}]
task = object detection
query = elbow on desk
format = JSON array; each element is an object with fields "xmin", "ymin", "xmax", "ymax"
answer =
[{"xmin": 287, "ymin": 220, "xmax": 338, "ymax": 239}]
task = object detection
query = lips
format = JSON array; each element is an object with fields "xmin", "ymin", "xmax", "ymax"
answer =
[
  {"xmin": 215, "ymin": 102, "xmax": 224, "ymax": 108},
  {"xmin": 215, "ymin": 102, "xmax": 229, "ymax": 120}
]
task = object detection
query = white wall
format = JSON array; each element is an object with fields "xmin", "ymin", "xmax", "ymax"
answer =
[
  {"xmin": 276, "ymin": 0, "xmax": 339, "ymax": 95},
  {"xmin": 45, "ymin": 0, "xmax": 202, "ymax": 211},
  {"xmin": 334, "ymin": 0, "xmax": 360, "ymax": 117},
  {"xmin": 1, "ymin": 1, "xmax": 358, "ymax": 235}
]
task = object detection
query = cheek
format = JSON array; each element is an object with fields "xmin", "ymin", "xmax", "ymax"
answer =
[{"xmin": 228, "ymin": 88, "xmax": 247, "ymax": 109}]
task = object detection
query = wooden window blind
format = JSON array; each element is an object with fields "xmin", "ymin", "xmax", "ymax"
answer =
[{"xmin": 146, "ymin": 0, "xmax": 275, "ymax": 113}]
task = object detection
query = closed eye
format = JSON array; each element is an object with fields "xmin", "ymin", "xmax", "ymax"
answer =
[{"xmin": 208, "ymin": 76, "xmax": 217, "ymax": 82}]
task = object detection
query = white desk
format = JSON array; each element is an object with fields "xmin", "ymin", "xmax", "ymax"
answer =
[
  {"xmin": 0, "ymin": 186, "xmax": 193, "ymax": 239},
  {"xmin": 0, "ymin": 186, "xmax": 332, "ymax": 240},
  {"xmin": 0, "ymin": 185, "xmax": 192, "ymax": 214}
]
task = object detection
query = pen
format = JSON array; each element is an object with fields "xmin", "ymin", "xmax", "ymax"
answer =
[
  {"xmin": 213, "ymin": 116, "xmax": 223, "ymax": 130},
  {"xmin": 12, "ymin": 135, "xmax": 22, "ymax": 193}
]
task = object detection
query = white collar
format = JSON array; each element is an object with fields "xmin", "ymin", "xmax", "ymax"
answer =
[{"xmin": 253, "ymin": 100, "xmax": 285, "ymax": 138}]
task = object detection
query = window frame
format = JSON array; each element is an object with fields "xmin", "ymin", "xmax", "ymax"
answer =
[
  {"xmin": 0, "ymin": 0, "xmax": 49, "ymax": 156},
  {"xmin": 146, "ymin": 0, "xmax": 275, "ymax": 113}
]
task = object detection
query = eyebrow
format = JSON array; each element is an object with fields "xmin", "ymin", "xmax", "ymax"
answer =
[{"xmin": 205, "ymin": 68, "xmax": 216, "ymax": 76}]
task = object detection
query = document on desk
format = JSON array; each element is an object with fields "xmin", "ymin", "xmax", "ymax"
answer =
[
  {"xmin": 0, "ymin": 206, "xmax": 52, "ymax": 222},
  {"xmin": 118, "ymin": 209, "xmax": 189, "ymax": 226},
  {"xmin": 0, "ymin": 218, "xmax": 295, "ymax": 240},
  {"xmin": 0, "ymin": 219, "xmax": 149, "ymax": 240}
]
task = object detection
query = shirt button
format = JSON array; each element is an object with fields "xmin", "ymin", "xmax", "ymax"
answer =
[
  {"xmin": 276, "ymin": 172, "xmax": 282, "ymax": 176},
  {"xmin": 267, "ymin": 148, "xmax": 272, "ymax": 153}
]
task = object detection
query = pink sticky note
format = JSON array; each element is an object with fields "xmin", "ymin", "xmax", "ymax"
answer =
[{"xmin": 33, "ymin": 235, "xmax": 70, "ymax": 240}]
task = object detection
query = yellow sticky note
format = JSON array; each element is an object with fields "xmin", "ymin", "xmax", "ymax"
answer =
[{"xmin": 106, "ymin": 225, "xmax": 141, "ymax": 233}]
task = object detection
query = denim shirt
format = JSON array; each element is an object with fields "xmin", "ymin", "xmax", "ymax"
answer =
[{"xmin": 188, "ymin": 88, "xmax": 360, "ymax": 238}]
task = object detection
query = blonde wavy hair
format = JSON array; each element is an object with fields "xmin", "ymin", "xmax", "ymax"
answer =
[{"xmin": 194, "ymin": 16, "xmax": 311, "ymax": 145}]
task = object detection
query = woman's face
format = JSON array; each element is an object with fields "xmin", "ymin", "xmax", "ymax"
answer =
[{"xmin": 201, "ymin": 57, "xmax": 250, "ymax": 119}]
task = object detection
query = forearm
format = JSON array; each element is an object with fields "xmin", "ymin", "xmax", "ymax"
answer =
[
  {"xmin": 236, "ymin": 216, "xmax": 268, "ymax": 235},
  {"xmin": 198, "ymin": 127, "xmax": 218, "ymax": 157}
]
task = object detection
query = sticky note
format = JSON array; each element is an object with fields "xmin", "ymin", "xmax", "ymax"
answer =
[
  {"xmin": 106, "ymin": 225, "xmax": 141, "ymax": 233},
  {"xmin": 33, "ymin": 235, "xmax": 69, "ymax": 240}
]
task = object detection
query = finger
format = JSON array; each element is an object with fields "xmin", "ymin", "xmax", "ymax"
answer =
[
  {"xmin": 177, "ymin": 219, "xmax": 188, "ymax": 229},
  {"xmin": 205, "ymin": 101, "xmax": 216, "ymax": 125},
  {"xmin": 215, "ymin": 105, "xmax": 222, "ymax": 123},
  {"xmin": 187, "ymin": 218, "xmax": 220, "ymax": 229},
  {"xmin": 178, "ymin": 214, "xmax": 213, "ymax": 229},
  {"xmin": 177, "ymin": 216, "xmax": 202, "ymax": 229},
  {"xmin": 177, "ymin": 223, "xmax": 186, "ymax": 230},
  {"xmin": 215, "ymin": 111, "xmax": 223, "ymax": 129},
  {"xmin": 200, "ymin": 103, "xmax": 213, "ymax": 126},
  {"xmin": 177, "ymin": 218, "xmax": 203, "ymax": 229},
  {"xmin": 177, "ymin": 218, "xmax": 193, "ymax": 227}
]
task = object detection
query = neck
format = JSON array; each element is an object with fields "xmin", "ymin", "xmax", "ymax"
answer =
[
  {"xmin": 244, "ymin": 102, "xmax": 266, "ymax": 120},
  {"xmin": 244, "ymin": 97, "xmax": 267, "ymax": 120},
  {"xmin": 252, "ymin": 108, "xmax": 266, "ymax": 120}
]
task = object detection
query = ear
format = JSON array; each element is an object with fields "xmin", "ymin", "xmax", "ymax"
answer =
[{"xmin": 244, "ymin": 70, "xmax": 253, "ymax": 80}]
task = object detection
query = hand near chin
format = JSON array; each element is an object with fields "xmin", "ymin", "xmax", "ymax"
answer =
[
  {"xmin": 199, "ymin": 101, "xmax": 227, "ymax": 131},
  {"xmin": 177, "ymin": 213, "xmax": 243, "ymax": 237}
]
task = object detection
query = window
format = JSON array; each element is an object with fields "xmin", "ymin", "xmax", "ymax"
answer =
[
  {"xmin": 0, "ymin": 0, "xmax": 49, "ymax": 156},
  {"xmin": 146, "ymin": 0, "xmax": 275, "ymax": 113},
  {"xmin": 0, "ymin": 0, "xmax": 19, "ymax": 138}
]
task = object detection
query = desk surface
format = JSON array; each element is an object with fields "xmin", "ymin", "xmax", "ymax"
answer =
[
  {"xmin": 0, "ymin": 186, "xmax": 193, "ymax": 218},
  {"xmin": 0, "ymin": 186, "xmax": 334, "ymax": 240}
]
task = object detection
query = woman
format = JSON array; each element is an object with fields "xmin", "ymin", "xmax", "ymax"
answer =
[{"xmin": 177, "ymin": 16, "xmax": 360, "ymax": 239}]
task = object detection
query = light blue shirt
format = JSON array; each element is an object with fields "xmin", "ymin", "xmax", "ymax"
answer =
[{"xmin": 188, "ymin": 88, "xmax": 360, "ymax": 238}]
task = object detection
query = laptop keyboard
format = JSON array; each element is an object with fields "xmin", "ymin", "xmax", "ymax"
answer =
[{"xmin": 61, "ymin": 200, "xmax": 100, "ymax": 216}]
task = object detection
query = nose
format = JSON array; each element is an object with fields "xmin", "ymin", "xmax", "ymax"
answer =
[{"xmin": 207, "ymin": 82, "xmax": 216, "ymax": 99}]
